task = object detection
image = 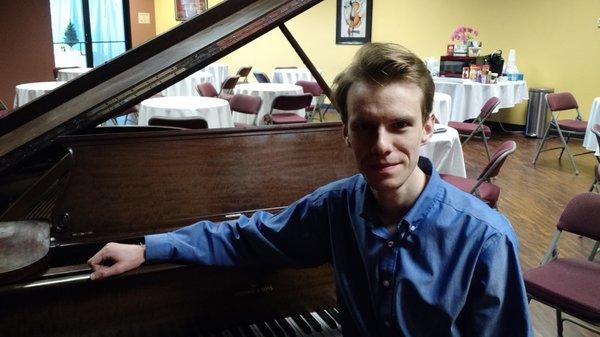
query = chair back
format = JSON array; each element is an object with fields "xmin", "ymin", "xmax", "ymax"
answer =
[
  {"xmin": 295, "ymin": 80, "xmax": 323, "ymax": 97},
  {"xmin": 274, "ymin": 66, "xmax": 297, "ymax": 69},
  {"xmin": 477, "ymin": 140, "xmax": 517, "ymax": 181},
  {"xmin": 546, "ymin": 92, "xmax": 578, "ymax": 112},
  {"xmin": 236, "ymin": 66, "xmax": 252, "ymax": 77},
  {"xmin": 229, "ymin": 94, "xmax": 262, "ymax": 115},
  {"xmin": 253, "ymin": 72, "xmax": 270, "ymax": 83},
  {"xmin": 271, "ymin": 94, "xmax": 313, "ymax": 112},
  {"xmin": 0, "ymin": 98, "xmax": 8, "ymax": 112},
  {"xmin": 478, "ymin": 96, "xmax": 501, "ymax": 121},
  {"xmin": 220, "ymin": 76, "xmax": 240, "ymax": 91},
  {"xmin": 196, "ymin": 83, "xmax": 218, "ymax": 97},
  {"xmin": 557, "ymin": 193, "xmax": 600, "ymax": 241},
  {"xmin": 148, "ymin": 116, "xmax": 209, "ymax": 129}
]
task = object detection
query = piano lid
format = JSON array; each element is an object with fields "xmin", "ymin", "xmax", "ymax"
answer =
[{"xmin": 0, "ymin": 0, "xmax": 322, "ymax": 173}]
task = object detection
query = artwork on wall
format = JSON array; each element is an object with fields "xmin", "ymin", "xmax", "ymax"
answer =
[
  {"xmin": 175, "ymin": 0, "xmax": 207, "ymax": 21},
  {"xmin": 336, "ymin": 0, "xmax": 372, "ymax": 45}
]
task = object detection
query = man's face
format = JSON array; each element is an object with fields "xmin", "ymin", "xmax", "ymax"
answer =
[{"xmin": 343, "ymin": 81, "xmax": 433, "ymax": 193}]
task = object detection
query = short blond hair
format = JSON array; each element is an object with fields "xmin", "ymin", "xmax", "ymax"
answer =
[{"xmin": 332, "ymin": 43, "xmax": 434, "ymax": 123}]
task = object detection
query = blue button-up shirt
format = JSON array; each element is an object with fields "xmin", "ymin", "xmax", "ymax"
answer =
[{"xmin": 145, "ymin": 158, "xmax": 532, "ymax": 337}]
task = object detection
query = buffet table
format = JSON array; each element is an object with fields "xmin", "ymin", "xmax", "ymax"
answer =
[
  {"xmin": 138, "ymin": 96, "xmax": 233, "ymax": 129},
  {"xmin": 433, "ymin": 78, "xmax": 529, "ymax": 122}
]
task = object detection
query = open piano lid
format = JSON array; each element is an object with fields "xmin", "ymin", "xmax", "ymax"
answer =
[{"xmin": 0, "ymin": 0, "xmax": 323, "ymax": 174}]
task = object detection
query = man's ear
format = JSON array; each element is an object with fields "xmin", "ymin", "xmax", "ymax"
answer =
[
  {"xmin": 421, "ymin": 114, "xmax": 435, "ymax": 144},
  {"xmin": 343, "ymin": 124, "xmax": 351, "ymax": 148}
]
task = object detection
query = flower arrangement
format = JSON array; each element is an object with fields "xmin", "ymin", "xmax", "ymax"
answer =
[{"xmin": 450, "ymin": 26, "xmax": 479, "ymax": 45}]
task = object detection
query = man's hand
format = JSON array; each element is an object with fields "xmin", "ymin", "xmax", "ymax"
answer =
[{"xmin": 87, "ymin": 242, "xmax": 145, "ymax": 280}]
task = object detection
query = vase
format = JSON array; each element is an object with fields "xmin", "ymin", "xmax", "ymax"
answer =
[{"xmin": 453, "ymin": 43, "xmax": 468, "ymax": 56}]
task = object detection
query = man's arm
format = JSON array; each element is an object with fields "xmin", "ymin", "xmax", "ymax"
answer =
[
  {"xmin": 88, "ymin": 193, "xmax": 331, "ymax": 280},
  {"xmin": 465, "ymin": 233, "xmax": 533, "ymax": 337}
]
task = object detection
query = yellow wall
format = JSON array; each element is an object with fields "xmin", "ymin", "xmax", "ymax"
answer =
[{"xmin": 153, "ymin": 0, "xmax": 600, "ymax": 125}]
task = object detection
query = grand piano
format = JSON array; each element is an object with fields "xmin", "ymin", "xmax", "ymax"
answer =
[{"xmin": 0, "ymin": 1, "xmax": 358, "ymax": 336}]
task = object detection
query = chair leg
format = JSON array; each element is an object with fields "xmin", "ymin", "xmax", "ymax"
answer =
[
  {"xmin": 557, "ymin": 310, "xmax": 564, "ymax": 337},
  {"xmin": 589, "ymin": 179, "xmax": 597, "ymax": 192},
  {"xmin": 532, "ymin": 124, "xmax": 552, "ymax": 165},
  {"xmin": 558, "ymin": 134, "xmax": 571, "ymax": 160},
  {"xmin": 555, "ymin": 126, "xmax": 579, "ymax": 175},
  {"xmin": 481, "ymin": 132, "xmax": 491, "ymax": 161}
]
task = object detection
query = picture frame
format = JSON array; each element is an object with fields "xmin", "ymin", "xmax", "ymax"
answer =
[
  {"xmin": 175, "ymin": 0, "xmax": 207, "ymax": 21},
  {"xmin": 336, "ymin": 0, "xmax": 372, "ymax": 45}
]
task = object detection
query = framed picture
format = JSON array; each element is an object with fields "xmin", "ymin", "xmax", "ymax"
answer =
[
  {"xmin": 336, "ymin": 0, "xmax": 372, "ymax": 45},
  {"xmin": 175, "ymin": 0, "xmax": 207, "ymax": 21}
]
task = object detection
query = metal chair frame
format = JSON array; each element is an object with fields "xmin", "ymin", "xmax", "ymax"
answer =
[
  {"xmin": 532, "ymin": 93, "xmax": 594, "ymax": 175},
  {"xmin": 450, "ymin": 97, "xmax": 500, "ymax": 161}
]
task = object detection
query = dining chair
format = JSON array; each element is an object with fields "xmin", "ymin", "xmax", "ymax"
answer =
[
  {"xmin": 524, "ymin": 192, "xmax": 600, "ymax": 337},
  {"xmin": 235, "ymin": 66, "xmax": 252, "ymax": 83},
  {"xmin": 295, "ymin": 80, "xmax": 326, "ymax": 122},
  {"xmin": 532, "ymin": 92, "xmax": 594, "ymax": 175},
  {"xmin": 196, "ymin": 83, "xmax": 219, "ymax": 98},
  {"xmin": 229, "ymin": 94, "xmax": 262, "ymax": 127},
  {"xmin": 264, "ymin": 93, "xmax": 312, "ymax": 125},
  {"xmin": 589, "ymin": 124, "xmax": 600, "ymax": 192},
  {"xmin": 219, "ymin": 76, "xmax": 240, "ymax": 101},
  {"xmin": 448, "ymin": 96, "xmax": 500, "ymax": 161},
  {"xmin": 148, "ymin": 116, "xmax": 209, "ymax": 129},
  {"xmin": 440, "ymin": 140, "xmax": 516, "ymax": 207},
  {"xmin": 0, "ymin": 98, "xmax": 10, "ymax": 119},
  {"xmin": 253, "ymin": 71, "xmax": 271, "ymax": 83}
]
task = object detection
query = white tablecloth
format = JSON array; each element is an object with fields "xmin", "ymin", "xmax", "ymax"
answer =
[
  {"xmin": 272, "ymin": 68, "xmax": 320, "ymax": 84},
  {"xmin": 57, "ymin": 67, "xmax": 92, "ymax": 81},
  {"xmin": 161, "ymin": 71, "xmax": 214, "ymax": 97},
  {"xmin": 202, "ymin": 63, "xmax": 229, "ymax": 90},
  {"xmin": 583, "ymin": 97, "xmax": 600, "ymax": 155},
  {"xmin": 138, "ymin": 96, "xmax": 233, "ymax": 129},
  {"xmin": 433, "ymin": 78, "xmax": 529, "ymax": 122},
  {"xmin": 432, "ymin": 92, "xmax": 452, "ymax": 125},
  {"xmin": 233, "ymin": 83, "xmax": 304, "ymax": 126},
  {"xmin": 14, "ymin": 81, "xmax": 66, "ymax": 108},
  {"xmin": 420, "ymin": 125, "xmax": 466, "ymax": 177}
]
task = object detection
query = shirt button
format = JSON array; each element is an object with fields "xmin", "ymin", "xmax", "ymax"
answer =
[
  {"xmin": 382, "ymin": 280, "xmax": 390, "ymax": 287},
  {"xmin": 387, "ymin": 240, "xmax": 395, "ymax": 248}
]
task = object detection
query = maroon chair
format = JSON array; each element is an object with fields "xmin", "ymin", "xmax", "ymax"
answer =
[
  {"xmin": 229, "ymin": 94, "xmax": 262, "ymax": 127},
  {"xmin": 589, "ymin": 124, "xmax": 600, "ymax": 192},
  {"xmin": 235, "ymin": 66, "xmax": 252, "ymax": 83},
  {"xmin": 524, "ymin": 193, "xmax": 600, "ymax": 337},
  {"xmin": 196, "ymin": 82, "xmax": 219, "ymax": 98},
  {"xmin": 295, "ymin": 80, "xmax": 326, "ymax": 122},
  {"xmin": 148, "ymin": 116, "xmax": 208, "ymax": 129},
  {"xmin": 441, "ymin": 140, "xmax": 516, "ymax": 207},
  {"xmin": 532, "ymin": 92, "xmax": 593, "ymax": 175},
  {"xmin": 0, "ymin": 98, "xmax": 10, "ymax": 119},
  {"xmin": 448, "ymin": 96, "xmax": 500, "ymax": 160},
  {"xmin": 264, "ymin": 94, "xmax": 312, "ymax": 125},
  {"xmin": 219, "ymin": 75, "xmax": 240, "ymax": 101}
]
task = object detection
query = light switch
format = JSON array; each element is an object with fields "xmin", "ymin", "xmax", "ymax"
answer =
[{"xmin": 138, "ymin": 12, "xmax": 151, "ymax": 24}]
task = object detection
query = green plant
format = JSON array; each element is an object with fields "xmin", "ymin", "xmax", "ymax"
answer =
[{"xmin": 63, "ymin": 21, "xmax": 79, "ymax": 48}]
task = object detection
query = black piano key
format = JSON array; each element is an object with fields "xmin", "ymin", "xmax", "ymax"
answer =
[
  {"xmin": 256, "ymin": 321, "xmax": 275, "ymax": 337},
  {"xmin": 275, "ymin": 318, "xmax": 296, "ymax": 337},
  {"xmin": 300, "ymin": 312, "xmax": 323, "ymax": 332},
  {"xmin": 325, "ymin": 308, "xmax": 341, "ymax": 324},
  {"xmin": 230, "ymin": 327, "xmax": 244, "ymax": 337},
  {"xmin": 265, "ymin": 320, "xmax": 285, "ymax": 337},
  {"xmin": 290, "ymin": 314, "xmax": 312, "ymax": 335},
  {"xmin": 316, "ymin": 310, "xmax": 337, "ymax": 330},
  {"xmin": 240, "ymin": 325, "xmax": 257, "ymax": 337}
]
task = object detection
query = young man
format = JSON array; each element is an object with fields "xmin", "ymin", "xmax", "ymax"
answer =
[{"xmin": 89, "ymin": 43, "xmax": 532, "ymax": 336}]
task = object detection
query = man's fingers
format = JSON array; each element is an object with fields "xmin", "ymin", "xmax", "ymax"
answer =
[{"xmin": 87, "ymin": 245, "xmax": 108, "ymax": 266}]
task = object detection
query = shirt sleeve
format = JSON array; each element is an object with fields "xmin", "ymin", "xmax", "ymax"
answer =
[
  {"xmin": 465, "ymin": 232, "xmax": 533, "ymax": 337},
  {"xmin": 144, "ymin": 192, "xmax": 332, "ymax": 268}
]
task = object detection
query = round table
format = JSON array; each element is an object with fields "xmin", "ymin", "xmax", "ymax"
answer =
[
  {"xmin": 271, "ymin": 68, "xmax": 320, "ymax": 85},
  {"xmin": 201, "ymin": 63, "xmax": 229, "ymax": 90},
  {"xmin": 161, "ymin": 71, "xmax": 214, "ymax": 97},
  {"xmin": 432, "ymin": 92, "xmax": 452, "ymax": 125},
  {"xmin": 583, "ymin": 97, "xmax": 600, "ymax": 155},
  {"xmin": 138, "ymin": 96, "xmax": 233, "ymax": 129},
  {"xmin": 433, "ymin": 77, "xmax": 529, "ymax": 122},
  {"xmin": 14, "ymin": 81, "xmax": 66, "ymax": 108},
  {"xmin": 233, "ymin": 83, "xmax": 304, "ymax": 126},
  {"xmin": 57, "ymin": 67, "xmax": 92, "ymax": 81},
  {"xmin": 420, "ymin": 124, "xmax": 466, "ymax": 177}
]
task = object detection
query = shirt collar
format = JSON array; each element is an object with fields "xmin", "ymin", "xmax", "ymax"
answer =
[{"xmin": 360, "ymin": 157, "xmax": 443, "ymax": 230}]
